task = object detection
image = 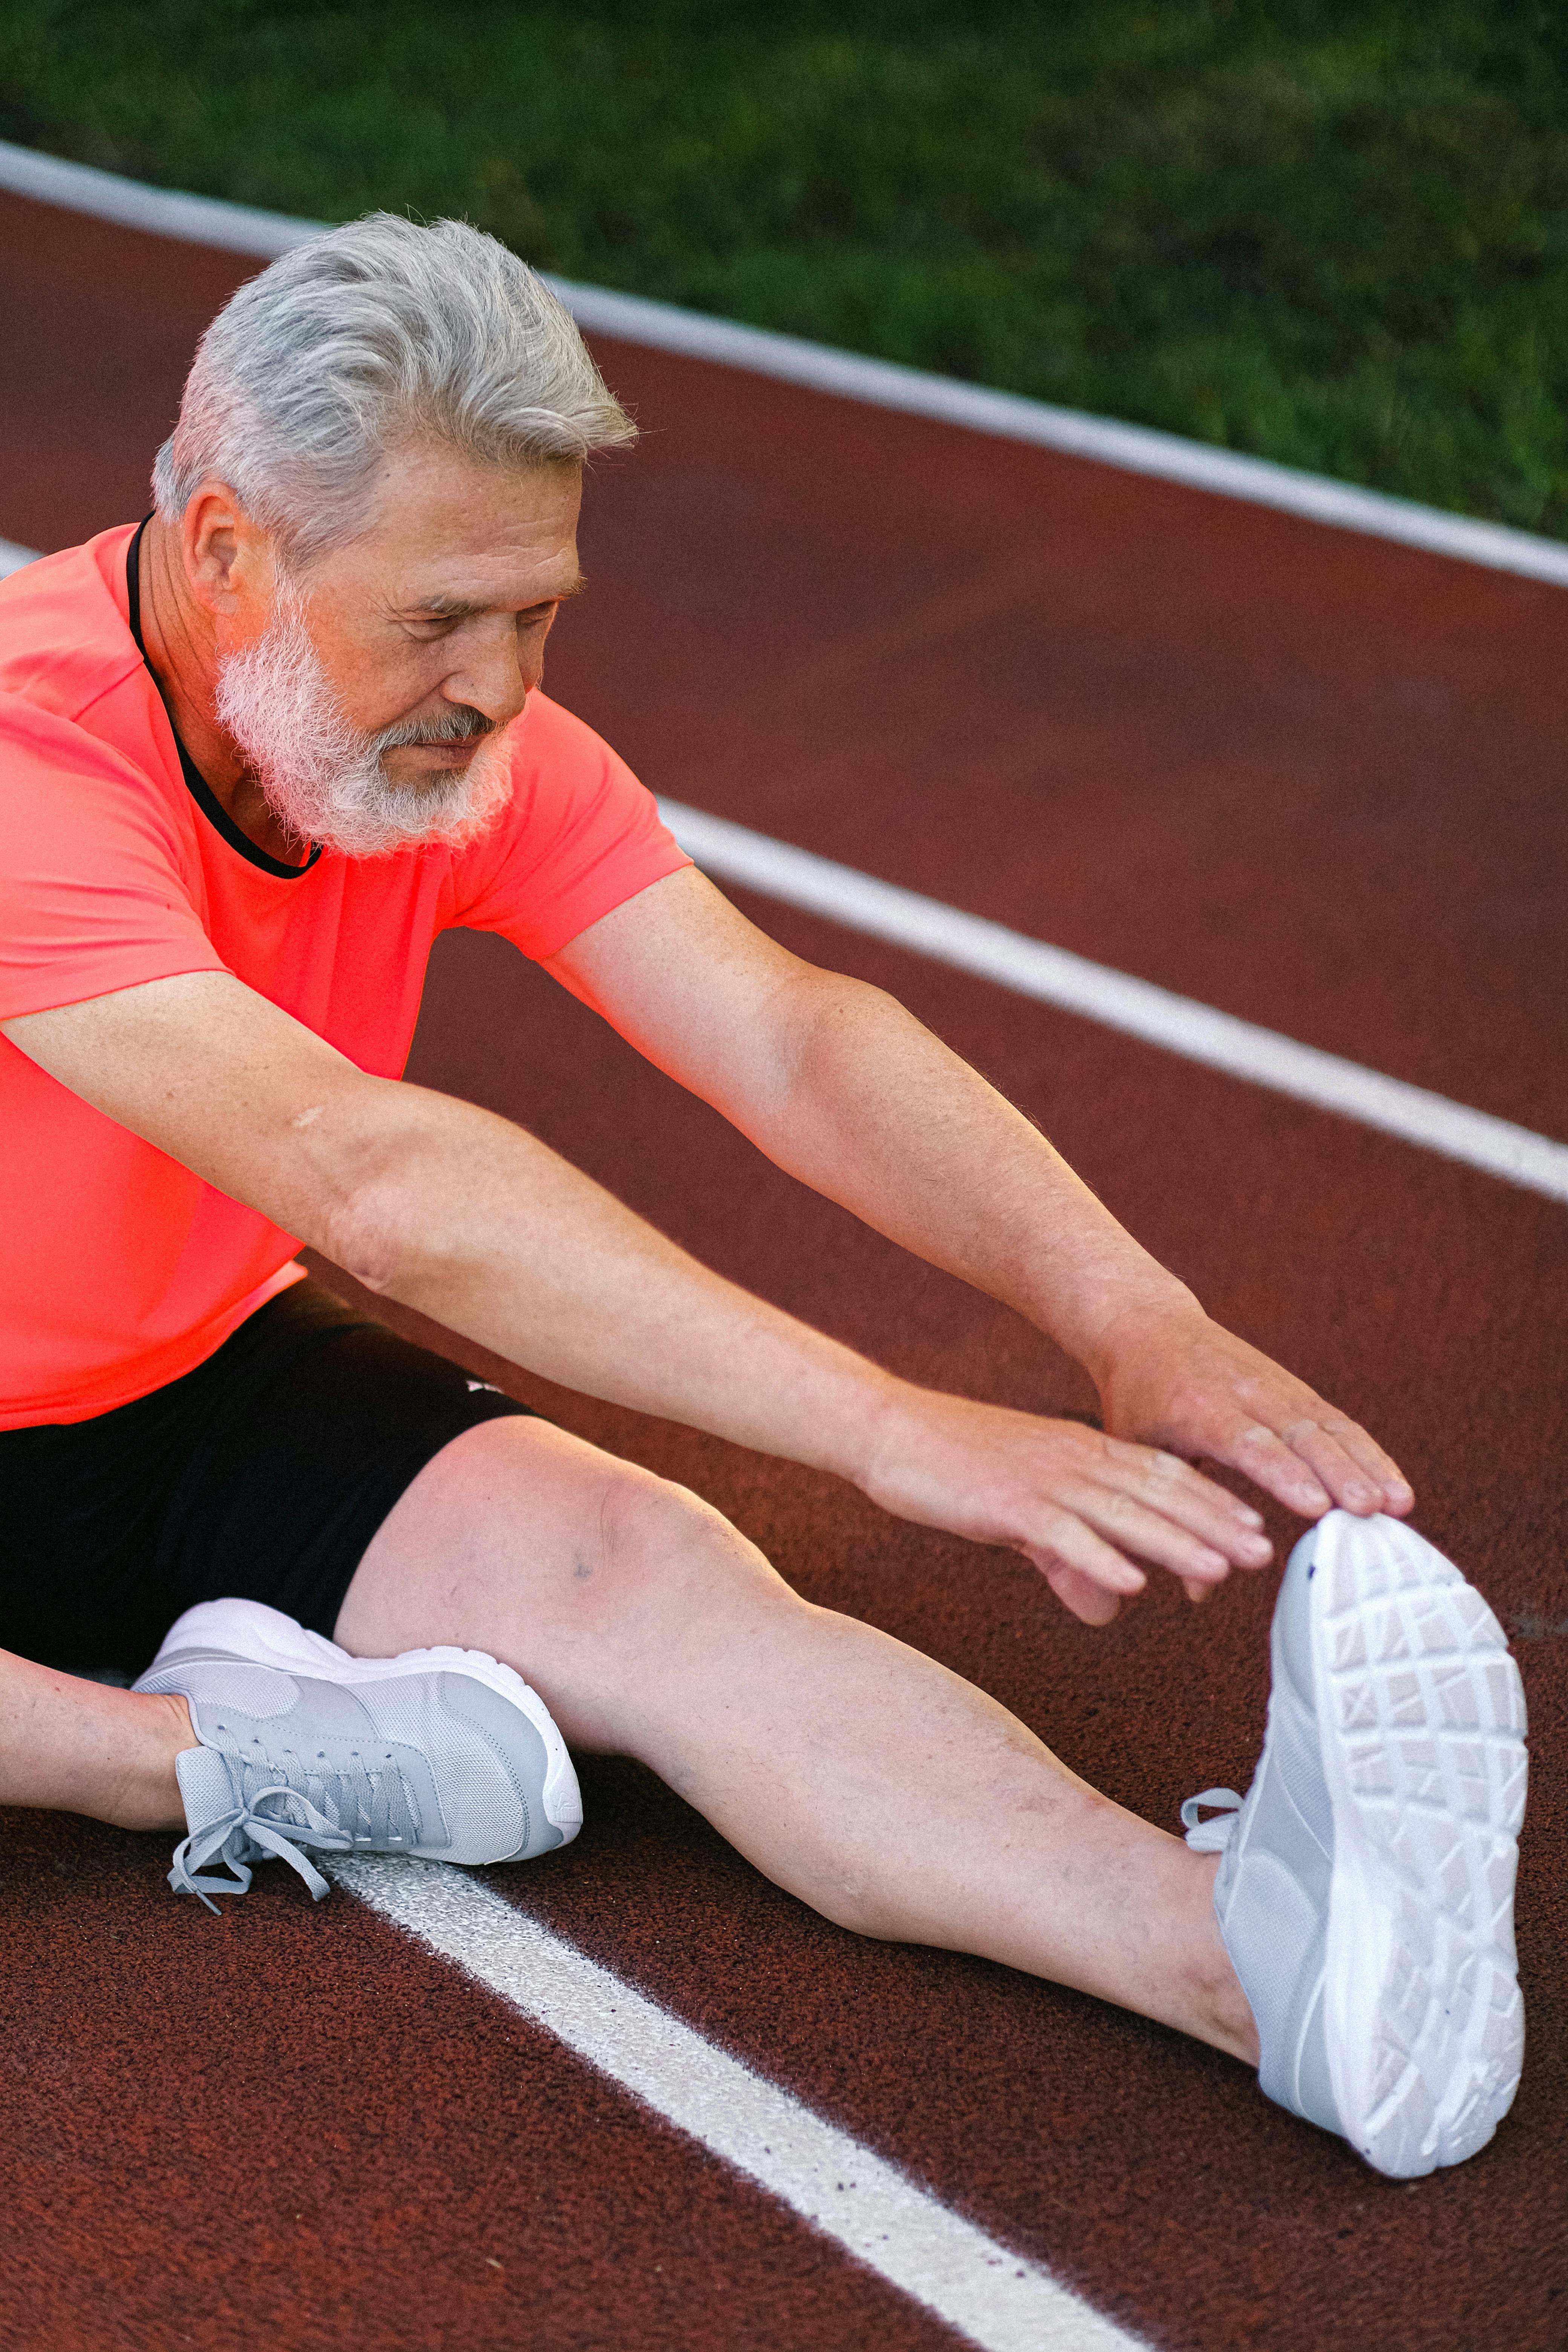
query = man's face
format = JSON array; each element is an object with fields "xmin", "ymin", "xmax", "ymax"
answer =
[
  {"xmin": 212, "ymin": 443, "xmax": 584, "ymax": 856},
  {"xmin": 300, "ymin": 441, "xmax": 585, "ymax": 781}
]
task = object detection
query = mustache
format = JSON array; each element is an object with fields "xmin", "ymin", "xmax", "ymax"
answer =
[{"xmin": 374, "ymin": 703, "xmax": 499, "ymax": 753}]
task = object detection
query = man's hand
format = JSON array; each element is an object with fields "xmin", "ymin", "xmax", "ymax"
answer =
[
  {"xmin": 1089, "ymin": 1298, "xmax": 1414, "ymax": 1533},
  {"xmin": 856, "ymin": 1387, "xmax": 1276, "ymax": 1627}
]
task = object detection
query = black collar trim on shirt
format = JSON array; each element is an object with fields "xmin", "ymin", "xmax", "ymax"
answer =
[{"xmin": 126, "ymin": 519, "xmax": 323, "ymax": 882}]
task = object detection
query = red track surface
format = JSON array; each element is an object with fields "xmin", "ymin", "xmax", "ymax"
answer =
[{"xmin": 2, "ymin": 186, "xmax": 1565, "ymax": 2351}]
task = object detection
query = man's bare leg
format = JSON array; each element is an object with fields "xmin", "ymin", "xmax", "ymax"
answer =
[
  {"xmin": 335, "ymin": 1416, "xmax": 1260, "ymax": 2065},
  {"xmin": 0, "ymin": 1651, "xmax": 190, "ymax": 1830}
]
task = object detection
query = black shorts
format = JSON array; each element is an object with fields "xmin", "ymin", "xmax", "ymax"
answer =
[{"xmin": 0, "ymin": 1282, "xmax": 534, "ymax": 1677}]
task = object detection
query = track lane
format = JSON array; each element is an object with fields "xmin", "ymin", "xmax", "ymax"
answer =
[{"xmin": 3, "ymin": 179, "xmax": 1566, "ymax": 2352}]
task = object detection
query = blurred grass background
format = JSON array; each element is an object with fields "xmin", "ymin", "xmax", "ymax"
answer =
[{"xmin": 4, "ymin": 0, "xmax": 1566, "ymax": 534}]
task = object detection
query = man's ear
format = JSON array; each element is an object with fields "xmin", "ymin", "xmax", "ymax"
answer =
[{"xmin": 181, "ymin": 481, "xmax": 276, "ymax": 620}]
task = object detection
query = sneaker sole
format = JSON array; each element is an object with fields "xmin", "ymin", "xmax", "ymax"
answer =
[
  {"xmin": 1313, "ymin": 1515, "xmax": 1527, "ymax": 2177},
  {"xmin": 149, "ymin": 1598, "xmax": 583, "ymax": 1847}
]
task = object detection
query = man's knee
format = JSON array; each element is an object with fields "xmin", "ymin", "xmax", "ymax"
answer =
[
  {"xmin": 516, "ymin": 1455, "xmax": 797, "ymax": 1752},
  {"xmin": 359, "ymin": 1414, "xmax": 798, "ymax": 1703},
  {"xmin": 585, "ymin": 1463, "xmax": 787, "ymax": 1625}
]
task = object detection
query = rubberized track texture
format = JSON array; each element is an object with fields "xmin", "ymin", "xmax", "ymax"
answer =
[{"xmin": 2, "ymin": 182, "xmax": 1566, "ymax": 2352}]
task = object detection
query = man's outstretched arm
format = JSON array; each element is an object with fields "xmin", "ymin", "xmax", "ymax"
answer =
[
  {"xmin": 547, "ymin": 865, "xmax": 1413, "ymax": 1602},
  {"xmin": 4, "ymin": 969, "xmax": 1272, "ymax": 1621}
]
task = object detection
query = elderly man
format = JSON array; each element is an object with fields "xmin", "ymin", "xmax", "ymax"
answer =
[{"xmin": 0, "ymin": 216, "xmax": 1525, "ymax": 2180}]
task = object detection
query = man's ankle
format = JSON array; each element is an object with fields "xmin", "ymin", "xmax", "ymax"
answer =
[
  {"xmin": 1188, "ymin": 1854, "xmax": 1260, "ymax": 2066},
  {"xmin": 103, "ymin": 1691, "xmax": 197, "ymax": 1832}
]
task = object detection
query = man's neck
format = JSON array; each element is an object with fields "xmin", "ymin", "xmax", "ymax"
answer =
[{"xmin": 136, "ymin": 516, "xmax": 311, "ymax": 866}]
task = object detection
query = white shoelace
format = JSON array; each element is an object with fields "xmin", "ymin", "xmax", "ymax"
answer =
[
  {"xmin": 170, "ymin": 1782, "xmax": 350, "ymax": 1911},
  {"xmin": 1180, "ymin": 1786, "xmax": 1243, "ymax": 1853},
  {"xmin": 170, "ymin": 1747, "xmax": 424, "ymax": 1912}
]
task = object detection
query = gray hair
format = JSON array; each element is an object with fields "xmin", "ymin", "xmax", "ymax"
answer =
[{"xmin": 153, "ymin": 213, "xmax": 635, "ymax": 565}]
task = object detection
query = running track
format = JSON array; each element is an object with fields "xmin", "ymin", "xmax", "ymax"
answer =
[{"xmin": 2, "ymin": 182, "xmax": 1566, "ymax": 2352}]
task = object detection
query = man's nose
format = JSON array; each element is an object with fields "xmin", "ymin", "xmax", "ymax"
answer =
[{"xmin": 442, "ymin": 617, "xmax": 537, "ymax": 725}]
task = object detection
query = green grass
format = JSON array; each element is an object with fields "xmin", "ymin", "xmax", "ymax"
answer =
[{"xmin": 5, "ymin": 0, "xmax": 1568, "ymax": 534}]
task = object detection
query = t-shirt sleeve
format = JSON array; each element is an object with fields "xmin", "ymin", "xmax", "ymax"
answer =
[
  {"xmin": 0, "ymin": 700, "xmax": 227, "ymax": 1021},
  {"xmin": 446, "ymin": 692, "xmax": 691, "ymax": 959}
]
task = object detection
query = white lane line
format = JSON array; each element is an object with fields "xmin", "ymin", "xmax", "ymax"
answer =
[
  {"xmin": 336, "ymin": 1855, "xmax": 1146, "ymax": 2352},
  {"xmin": 658, "ymin": 798, "xmax": 1568, "ymax": 1207},
  {"xmin": 3, "ymin": 135, "xmax": 1567, "ymax": 591},
  {"xmin": 0, "ymin": 138, "xmax": 319, "ymax": 257},
  {"xmin": 0, "ymin": 542, "xmax": 1556, "ymax": 1205}
]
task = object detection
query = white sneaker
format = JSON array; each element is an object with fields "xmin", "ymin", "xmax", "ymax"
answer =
[
  {"xmin": 1183, "ymin": 1511, "xmax": 1527, "ymax": 2177},
  {"xmin": 135, "ymin": 1599, "xmax": 582, "ymax": 1911}
]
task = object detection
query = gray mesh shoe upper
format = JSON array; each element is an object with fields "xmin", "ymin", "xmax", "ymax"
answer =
[
  {"xmin": 138, "ymin": 1620, "xmax": 576, "ymax": 1911},
  {"xmin": 1182, "ymin": 1535, "xmax": 1341, "ymax": 2135}
]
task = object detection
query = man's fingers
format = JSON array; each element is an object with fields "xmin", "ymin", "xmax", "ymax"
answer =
[
  {"xmin": 1056, "ymin": 1481, "xmax": 1239, "ymax": 1585},
  {"xmin": 1020, "ymin": 1515, "xmax": 1146, "ymax": 1606},
  {"xmin": 1104, "ymin": 1437, "xmax": 1271, "ymax": 1551},
  {"xmin": 1104, "ymin": 1444, "xmax": 1274, "ymax": 1564},
  {"xmin": 1296, "ymin": 1415, "xmax": 1414, "ymax": 1515},
  {"xmin": 1182, "ymin": 1410, "xmax": 1414, "ymax": 1525},
  {"xmin": 1037, "ymin": 1547, "xmax": 1218, "ymax": 1625},
  {"xmin": 1275, "ymin": 1418, "xmax": 1380, "ymax": 1512},
  {"xmin": 1225, "ymin": 1422, "xmax": 1335, "ymax": 1516},
  {"xmin": 1043, "ymin": 1562, "xmax": 1125, "ymax": 1626}
]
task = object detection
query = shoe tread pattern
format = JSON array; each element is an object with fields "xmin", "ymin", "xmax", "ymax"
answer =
[{"xmin": 1317, "ymin": 1522, "xmax": 1526, "ymax": 2177}]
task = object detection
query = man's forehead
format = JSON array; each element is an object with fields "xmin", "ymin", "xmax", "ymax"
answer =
[{"xmin": 351, "ymin": 445, "xmax": 585, "ymax": 612}]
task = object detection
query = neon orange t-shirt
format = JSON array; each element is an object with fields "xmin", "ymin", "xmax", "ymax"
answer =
[{"xmin": 0, "ymin": 523, "xmax": 691, "ymax": 1428}]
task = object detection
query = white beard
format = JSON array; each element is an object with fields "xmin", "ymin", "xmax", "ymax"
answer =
[{"xmin": 213, "ymin": 594, "xmax": 514, "ymax": 860}]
